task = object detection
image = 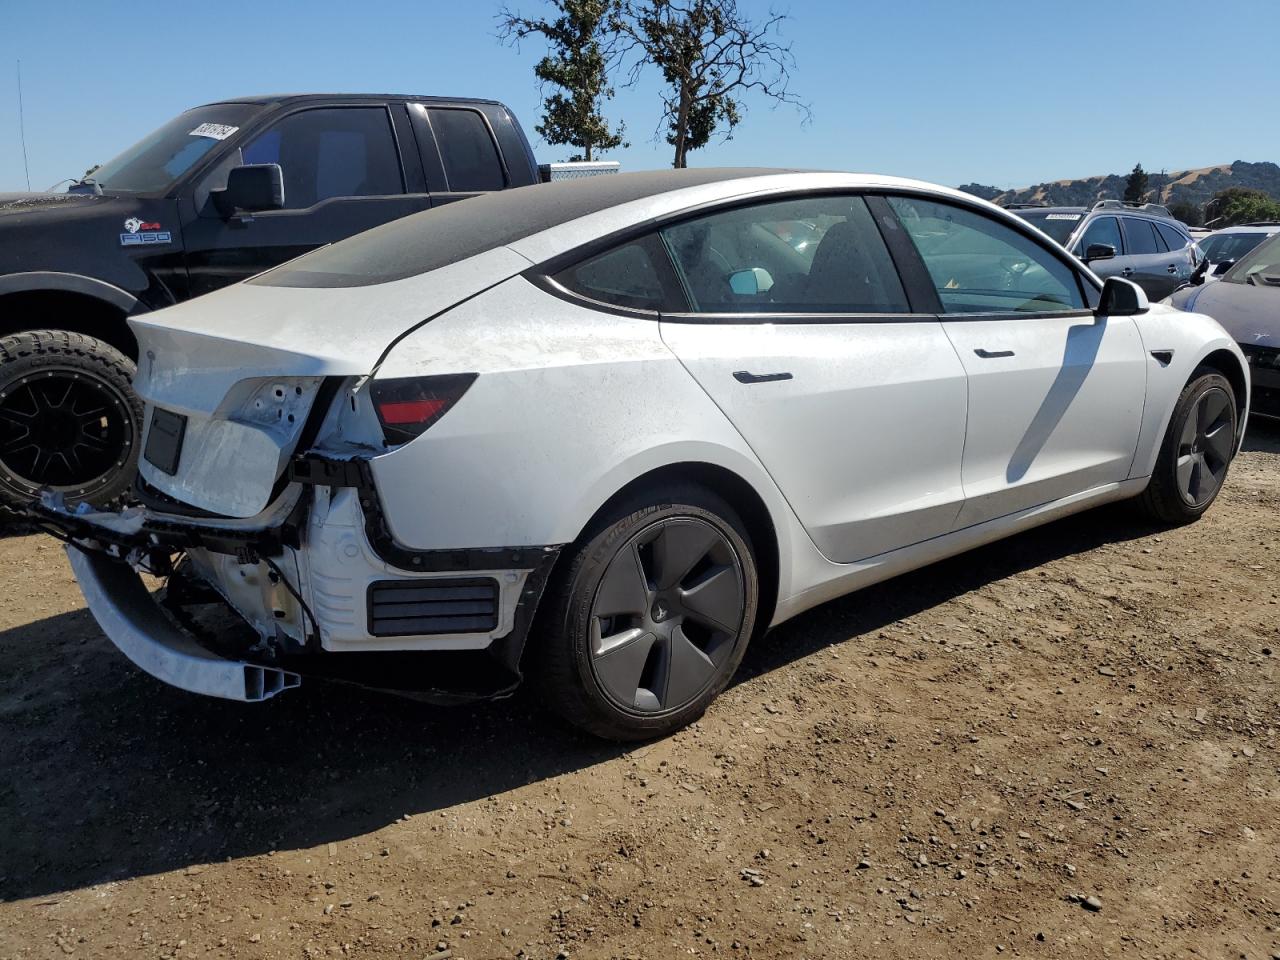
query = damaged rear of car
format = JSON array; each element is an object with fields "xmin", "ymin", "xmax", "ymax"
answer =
[
  {"xmin": 34, "ymin": 169, "xmax": 797, "ymax": 717},
  {"xmin": 37, "ymin": 200, "xmax": 570, "ymax": 704}
]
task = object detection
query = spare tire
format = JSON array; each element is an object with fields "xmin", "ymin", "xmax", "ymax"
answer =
[{"xmin": 0, "ymin": 330, "xmax": 143, "ymax": 512}]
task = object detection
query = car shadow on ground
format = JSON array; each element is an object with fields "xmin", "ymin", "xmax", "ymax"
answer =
[{"xmin": 0, "ymin": 499, "xmax": 1169, "ymax": 902}]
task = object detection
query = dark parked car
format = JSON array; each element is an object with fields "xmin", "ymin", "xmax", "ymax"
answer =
[
  {"xmin": 1169, "ymin": 231, "xmax": 1280, "ymax": 419},
  {"xmin": 0, "ymin": 93, "xmax": 600, "ymax": 512},
  {"xmin": 1011, "ymin": 201, "xmax": 1198, "ymax": 301},
  {"xmin": 1195, "ymin": 223, "xmax": 1280, "ymax": 282}
]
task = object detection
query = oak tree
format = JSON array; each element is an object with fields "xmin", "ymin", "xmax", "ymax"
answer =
[{"xmin": 499, "ymin": 0, "xmax": 626, "ymax": 161}]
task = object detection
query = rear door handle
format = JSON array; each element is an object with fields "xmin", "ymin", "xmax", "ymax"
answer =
[
  {"xmin": 733, "ymin": 370, "xmax": 793, "ymax": 384},
  {"xmin": 1167, "ymin": 264, "xmax": 1178, "ymax": 274},
  {"xmin": 1121, "ymin": 267, "xmax": 1135, "ymax": 277},
  {"xmin": 974, "ymin": 348, "xmax": 1015, "ymax": 359}
]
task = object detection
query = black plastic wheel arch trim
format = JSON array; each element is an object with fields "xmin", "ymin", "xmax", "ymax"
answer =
[{"xmin": 289, "ymin": 452, "xmax": 563, "ymax": 574}]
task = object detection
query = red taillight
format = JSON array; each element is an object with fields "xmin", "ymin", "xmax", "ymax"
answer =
[
  {"xmin": 370, "ymin": 373, "xmax": 477, "ymax": 444},
  {"xmin": 378, "ymin": 398, "xmax": 449, "ymax": 425}
]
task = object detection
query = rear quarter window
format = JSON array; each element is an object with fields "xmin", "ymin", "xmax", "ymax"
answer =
[
  {"xmin": 1156, "ymin": 222, "xmax": 1189, "ymax": 251},
  {"xmin": 553, "ymin": 237, "xmax": 669, "ymax": 311}
]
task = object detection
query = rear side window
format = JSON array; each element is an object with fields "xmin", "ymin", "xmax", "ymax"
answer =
[
  {"xmin": 659, "ymin": 195, "xmax": 910, "ymax": 314},
  {"xmin": 1123, "ymin": 218, "xmax": 1160, "ymax": 255},
  {"xmin": 889, "ymin": 196, "xmax": 1085, "ymax": 314},
  {"xmin": 241, "ymin": 107, "xmax": 403, "ymax": 210},
  {"xmin": 1156, "ymin": 222, "xmax": 1188, "ymax": 251},
  {"xmin": 1078, "ymin": 216, "xmax": 1123, "ymax": 255},
  {"xmin": 427, "ymin": 108, "xmax": 505, "ymax": 193},
  {"xmin": 554, "ymin": 239, "xmax": 668, "ymax": 310}
]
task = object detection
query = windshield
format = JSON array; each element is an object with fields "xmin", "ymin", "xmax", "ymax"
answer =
[
  {"xmin": 80, "ymin": 104, "xmax": 261, "ymax": 194},
  {"xmin": 1014, "ymin": 210, "xmax": 1082, "ymax": 246},
  {"xmin": 1222, "ymin": 232, "xmax": 1280, "ymax": 286},
  {"xmin": 1199, "ymin": 231, "xmax": 1269, "ymax": 264}
]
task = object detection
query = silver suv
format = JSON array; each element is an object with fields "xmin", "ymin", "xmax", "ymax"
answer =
[{"xmin": 1010, "ymin": 200, "xmax": 1198, "ymax": 300}]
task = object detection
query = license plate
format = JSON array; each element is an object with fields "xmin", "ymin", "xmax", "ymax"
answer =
[{"xmin": 144, "ymin": 408, "xmax": 187, "ymax": 476}]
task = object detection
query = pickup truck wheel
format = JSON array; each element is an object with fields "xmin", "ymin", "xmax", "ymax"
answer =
[{"xmin": 0, "ymin": 330, "xmax": 142, "ymax": 512}]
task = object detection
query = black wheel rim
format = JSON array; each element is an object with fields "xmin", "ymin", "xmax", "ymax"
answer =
[
  {"xmin": 588, "ymin": 517, "xmax": 746, "ymax": 714},
  {"xmin": 1176, "ymin": 386, "xmax": 1233, "ymax": 507},
  {"xmin": 0, "ymin": 367, "xmax": 134, "ymax": 496}
]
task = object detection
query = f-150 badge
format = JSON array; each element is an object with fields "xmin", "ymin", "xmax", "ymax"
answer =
[{"xmin": 121, "ymin": 217, "xmax": 171, "ymax": 246}]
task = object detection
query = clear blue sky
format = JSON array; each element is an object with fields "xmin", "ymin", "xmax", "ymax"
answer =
[{"xmin": 2, "ymin": 0, "xmax": 1275, "ymax": 193}]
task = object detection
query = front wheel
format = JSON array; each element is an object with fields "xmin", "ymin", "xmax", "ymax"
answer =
[
  {"xmin": 0, "ymin": 330, "xmax": 143, "ymax": 512},
  {"xmin": 1138, "ymin": 369, "xmax": 1238, "ymax": 524},
  {"xmin": 534, "ymin": 484, "xmax": 759, "ymax": 741}
]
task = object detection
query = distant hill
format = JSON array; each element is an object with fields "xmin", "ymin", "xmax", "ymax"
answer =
[{"xmin": 959, "ymin": 160, "xmax": 1280, "ymax": 210}]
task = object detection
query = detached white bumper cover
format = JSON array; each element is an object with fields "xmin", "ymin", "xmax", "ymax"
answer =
[{"xmin": 67, "ymin": 547, "xmax": 300, "ymax": 702}]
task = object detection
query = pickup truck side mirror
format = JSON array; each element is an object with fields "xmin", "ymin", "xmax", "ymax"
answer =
[
  {"xmin": 1083, "ymin": 242, "xmax": 1116, "ymax": 263},
  {"xmin": 1097, "ymin": 276, "xmax": 1149, "ymax": 316},
  {"xmin": 212, "ymin": 164, "xmax": 285, "ymax": 217}
]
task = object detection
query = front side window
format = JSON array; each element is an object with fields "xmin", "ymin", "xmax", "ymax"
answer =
[
  {"xmin": 554, "ymin": 239, "xmax": 667, "ymax": 310},
  {"xmin": 1077, "ymin": 216, "xmax": 1123, "ymax": 256},
  {"xmin": 1122, "ymin": 218, "xmax": 1160, "ymax": 255},
  {"xmin": 889, "ymin": 196, "xmax": 1085, "ymax": 314},
  {"xmin": 427, "ymin": 108, "xmax": 506, "ymax": 193},
  {"xmin": 659, "ymin": 195, "xmax": 910, "ymax": 314},
  {"xmin": 241, "ymin": 107, "xmax": 403, "ymax": 210}
]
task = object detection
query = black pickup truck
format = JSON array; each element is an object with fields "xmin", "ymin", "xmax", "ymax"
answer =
[{"xmin": 0, "ymin": 93, "xmax": 607, "ymax": 511}]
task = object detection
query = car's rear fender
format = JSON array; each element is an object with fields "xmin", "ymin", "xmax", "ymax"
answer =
[{"xmin": 361, "ymin": 275, "xmax": 820, "ymax": 617}]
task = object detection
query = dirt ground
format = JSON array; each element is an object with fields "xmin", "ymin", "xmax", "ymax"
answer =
[{"xmin": 1, "ymin": 425, "xmax": 1277, "ymax": 960}]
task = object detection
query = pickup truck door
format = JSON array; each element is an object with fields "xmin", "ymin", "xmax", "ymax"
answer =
[
  {"xmin": 406, "ymin": 104, "xmax": 515, "ymax": 208},
  {"xmin": 181, "ymin": 104, "xmax": 428, "ymax": 295}
]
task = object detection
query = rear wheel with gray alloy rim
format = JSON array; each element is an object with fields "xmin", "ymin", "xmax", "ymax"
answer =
[
  {"xmin": 1139, "ymin": 369, "xmax": 1237, "ymax": 524},
  {"xmin": 535, "ymin": 484, "xmax": 759, "ymax": 740},
  {"xmin": 0, "ymin": 330, "xmax": 143, "ymax": 514}
]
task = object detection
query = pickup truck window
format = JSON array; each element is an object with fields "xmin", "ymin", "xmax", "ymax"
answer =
[
  {"xmin": 426, "ymin": 108, "xmax": 505, "ymax": 193},
  {"xmin": 241, "ymin": 107, "xmax": 404, "ymax": 209}
]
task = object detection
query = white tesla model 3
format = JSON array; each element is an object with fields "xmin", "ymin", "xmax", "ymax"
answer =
[{"xmin": 43, "ymin": 170, "xmax": 1249, "ymax": 739}]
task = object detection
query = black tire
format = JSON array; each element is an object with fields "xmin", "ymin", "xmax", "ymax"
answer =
[
  {"xmin": 0, "ymin": 330, "xmax": 143, "ymax": 513},
  {"xmin": 533, "ymin": 483, "xmax": 759, "ymax": 741},
  {"xmin": 1138, "ymin": 369, "xmax": 1237, "ymax": 524}
]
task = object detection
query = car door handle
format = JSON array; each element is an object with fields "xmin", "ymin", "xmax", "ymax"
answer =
[
  {"xmin": 1121, "ymin": 267, "xmax": 1135, "ymax": 276},
  {"xmin": 973, "ymin": 348, "xmax": 1015, "ymax": 359},
  {"xmin": 733, "ymin": 370, "xmax": 793, "ymax": 384},
  {"xmin": 1167, "ymin": 264, "xmax": 1178, "ymax": 274}
]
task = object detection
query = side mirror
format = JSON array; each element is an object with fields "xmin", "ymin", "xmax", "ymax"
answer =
[
  {"xmin": 727, "ymin": 267, "xmax": 774, "ymax": 296},
  {"xmin": 1212, "ymin": 259, "xmax": 1235, "ymax": 276},
  {"xmin": 1083, "ymin": 243, "xmax": 1116, "ymax": 263},
  {"xmin": 1097, "ymin": 276, "xmax": 1149, "ymax": 316},
  {"xmin": 212, "ymin": 164, "xmax": 285, "ymax": 217},
  {"xmin": 1189, "ymin": 258, "xmax": 1209, "ymax": 286}
]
